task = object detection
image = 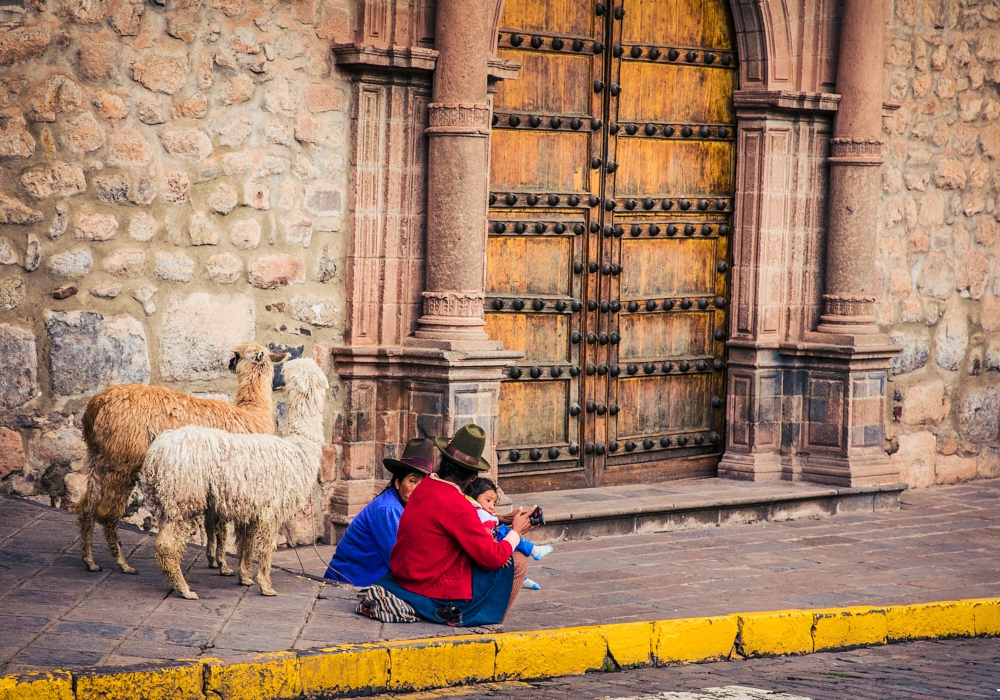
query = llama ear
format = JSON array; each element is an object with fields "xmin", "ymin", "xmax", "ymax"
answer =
[
  {"xmin": 228, "ymin": 353, "xmax": 239, "ymax": 372},
  {"xmin": 269, "ymin": 352, "xmax": 288, "ymax": 363}
]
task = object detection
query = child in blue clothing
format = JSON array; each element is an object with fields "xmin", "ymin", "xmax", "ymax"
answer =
[{"xmin": 464, "ymin": 477, "xmax": 552, "ymax": 589}]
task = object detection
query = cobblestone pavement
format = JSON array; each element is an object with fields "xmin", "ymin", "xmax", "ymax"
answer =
[
  {"xmin": 2, "ymin": 480, "xmax": 1000, "ymax": 672},
  {"xmin": 409, "ymin": 638, "xmax": 1000, "ymax": 700}
]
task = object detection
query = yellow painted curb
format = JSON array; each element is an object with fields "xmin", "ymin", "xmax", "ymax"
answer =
[
  {"xmin": 887, "ymin": 600, "xmax": 976, "ymax": 641},
  {"xmin": 738, "ymin": 610, "xmax": 813, "ymax": 657},
  {"xmin": 203, "ymin": 651, "xmax": 302, "ymax": 700},
  {"xmin": 75, "ymin": 662, "xmax": 203, "ymax": 700},
  {"xmin": 812, "ymin": 606, "xmax": 888, "ymax": 651},
  {"xmin": 298, "ymin": 644, "xmax": 389, "ymax": 697},
  {"xmin": 4, "ymin": 598, "xmax": 1000, "ymax": 700},
  {"xmin": 652, "ymin": 615, "xmax": 737, "ymax": 664},
  {"xmin": 0, "ymin": 670, "xmax": 73, "ymax": 700},
  {"xmin": 385, "ymin": 636, "xmax": 496, "ymax": 692}
]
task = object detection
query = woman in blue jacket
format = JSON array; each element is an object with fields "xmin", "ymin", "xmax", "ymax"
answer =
[{"xmin": 324, "ymin": 438, "xmax": 434, "ymax": 586}]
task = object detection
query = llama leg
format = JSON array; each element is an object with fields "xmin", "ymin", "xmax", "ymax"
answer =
[
  {"xmin": 154, "ymin": 521, "xmax": 198, "ymax": 600},
  {"xmin": 97, "ymin": 469, "xmax": 140, "ymax": 574},
  {"xmin": 216, "ymin": 519, "xmax": 234, "ymax": 576},
  {"xmin": 205, "ymin": 510, "xmax": 218, "ymax": 569},
  {"xmin": 234, "ymin": 523, "xmax": 254, "ymax": 587},
  {"xmin": 76, "ymin": 468, "xmax": 101, "ymax": 572},
  {"xmin": 254, "ymin": 524, "xmax": 278, "ymax": 596}
]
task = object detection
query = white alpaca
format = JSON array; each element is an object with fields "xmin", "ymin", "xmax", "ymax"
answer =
[{"xmin": 141, "ymin": 358, "xmax": 329, "ymax": 599}]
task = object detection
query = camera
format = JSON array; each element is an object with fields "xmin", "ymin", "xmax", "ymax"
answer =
[{"xmin": 528, "ymin": 506, "xmax": 545, "ymax": 526}]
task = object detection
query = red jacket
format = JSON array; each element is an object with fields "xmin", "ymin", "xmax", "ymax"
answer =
[{"xmin": 390, "ymin": 476, "xmax": 514, "ymax": 600}]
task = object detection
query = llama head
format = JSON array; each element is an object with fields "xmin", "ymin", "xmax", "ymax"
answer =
[
  {"xmin": 281, "ymin": 358, "xmax": 329, "ymax": 437},
  {"xmin": 229, "ymin": 342, "xmax": 287, "ymax": 373}
]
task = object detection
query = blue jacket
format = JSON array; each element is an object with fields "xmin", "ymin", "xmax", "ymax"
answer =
[{"xmin": 325, "ymin": 488, "xmax": 403, "ymax": 586}]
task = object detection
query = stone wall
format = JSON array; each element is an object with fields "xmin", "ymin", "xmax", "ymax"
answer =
[
  {"xmin": 0, "ymin": 0, "xmax": 353, "ymax": 539},
  {"xmin": 882, "ymin": 0, "xmax": 1000, "ymax": 487}
]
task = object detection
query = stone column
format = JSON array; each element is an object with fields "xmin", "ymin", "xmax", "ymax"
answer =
[
  {"xmin": 814, "ymin": 0, "xmax": 886, "ymax": 339},
  {"xmin": 410, "ymin": 0, "xmax": 499, "ymax": 350}
]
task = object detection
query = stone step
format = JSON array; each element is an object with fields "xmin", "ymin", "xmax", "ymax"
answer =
[{"xmin": 503, "ymin": 477, "xmax": 907, "ymax": 543}]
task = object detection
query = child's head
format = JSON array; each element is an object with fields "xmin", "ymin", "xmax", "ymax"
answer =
[{"xmin": 464, "ymin": 477, "xmax": 499, "ymax": 514}]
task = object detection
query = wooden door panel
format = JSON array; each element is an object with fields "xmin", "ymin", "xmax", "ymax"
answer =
[
  {"xmin": 487, "ymin": 236, "xmax": 573, "ymax": 296},
  {"xmin": 490, "ymin": 130, "xmax": 589, "ymax": 192},
  {"xmin": 621, "ymin": 0, "xmax": 734, "ymax": 49},
  {"xmin": 617, "ymin": 63, "xmax": 734, "ymax": 124},
  {"xmin": 486, "ymin": 313, "xmax": 571, "ymax": 364},
  {"xmin": 614, "ymin": 140, "xmax": 733, "ymax": 196},
  {"xmin": 499, "ymin": 380, "xmax": 569, "ymax": 446},
  {"xmin": 501, "ymin": 0, "xmax": 593, "ymax": 36},
  {"xmin": 615, "ymin": 374, "xmax": 713, "ymax": 437},
  {"xmin": 620, "ymin": 238, "xmax": 715, "ymax": 298},
  {"xmin": 618, "ymin": 312, "xmax": 713, "ymax": 360},
  {"xmin": 495, "ymin": 51, "xmax": 594, "ymax": 114}
]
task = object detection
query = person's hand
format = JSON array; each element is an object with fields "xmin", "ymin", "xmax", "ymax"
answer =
[
  {"xmin": 511, "ymin": 506, "xmax": 536, "ymax": 536},
  {"xmin": 497, "ymin": 512, "xmax": 515, "ymax": 525}
]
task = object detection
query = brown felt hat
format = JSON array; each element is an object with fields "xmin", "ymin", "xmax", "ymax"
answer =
[
  {"xmin": 383, "ymin": 438, "xmax": 435, "ymax": 478},
  {"xmin": 434, "ymin": 424, "xmax": 491, "ymax": 472}
]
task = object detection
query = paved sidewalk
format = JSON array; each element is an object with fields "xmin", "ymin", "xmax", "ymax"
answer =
[{"xmin": 1, "ymin": 480, "xmax": 999, "ymax": 673}]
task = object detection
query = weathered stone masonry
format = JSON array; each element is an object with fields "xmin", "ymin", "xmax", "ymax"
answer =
[{"xmin": 0, "ymin": 0, "xmax": 354, "ymax": 540}]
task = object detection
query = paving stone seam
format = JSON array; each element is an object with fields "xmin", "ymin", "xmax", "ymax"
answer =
[
  {"xmin": 0, "ymin": 537, "xmax": 143, "ymax": 676},
  {"xmin": 97, "ymin": 550, "xmax": 196, "ymax": 666},
  {"xmin": 3, "ymin": 597, "xmax": 999, "ymax": 700},
  {"xmin": 0, "ymin": 508, "xmax": 45, "ymax": 549}
]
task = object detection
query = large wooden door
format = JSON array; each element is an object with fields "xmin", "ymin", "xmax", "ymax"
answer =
[{"xmin": 487, "ymin": 0, "xmax": 735, "ymax": 492}]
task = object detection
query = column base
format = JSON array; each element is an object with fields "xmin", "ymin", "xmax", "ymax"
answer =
[
  {"xmin": 799, "ymin": 452, "xmax": 900, "ymax": 487},
  {"xmin": 717, "ymin": 451, "xmax": 786, "ymax": 482},
  {"xmin": 323, "ymin": 478, "xmax": 386, "ymax": 544}
]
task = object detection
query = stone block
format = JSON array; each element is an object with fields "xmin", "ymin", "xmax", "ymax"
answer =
[
  {"xmin": 20, "ymin": 163, "xmax": 86, "ymax": 200},
  {"xmin": 164, "ymin": 171, "xmax": 191, "ymax": 203},
  {"xmin": 63, "ymin": 470, "xmax": 88, "ymax": 506},
  {"xmin": 262, "ymin": 76, "xmax": 298, "ymax": 115},
  {"xmin": 129, "ymin": 212, "xmax": 157, "ymax": 241},
  {"xmin": 935, "ymin": 454, "xmax": 978, "ymax": 484},
  {"xmin": 305, "ymin": 84, "xmax": 345, "ymax": 113},
  {"xmin": 75, "ymin": 211, "xmax": 118, "ymax": 241},
  {"xmin": 34, "ymin": 427, "xmax": 86, "ymax": 468},
  {"xmin": 281, "ymin": 215, "xmax": 313, "ymax": 247},
  {"xmin": 106, "ymin": 128, "xmax": 154, "ymax": 168},
  {"xmin": 891, "ymin": 431, "xmax": 936, "ymax": 489},
  {"xmin": 890, "ymin": 330, "xmax": 930, "ymax": 375},
  {"xmin": 290, "ymin": 296, "xmax": 338, "ymax": 327},
  {"xmin": 154, "ymin": 251, "xmax": 195, "ymax": 282},
  {"xmin": 230, "ymin": 219, "xmax": 261, "ymax": 249},
  {"xmin": 0, "ymin": 192, "xmax": 42, "ymax": 224},
  {"xmin": 189, "ymin": 211, "xmax": 220, "ymax": 245},
  {"xmin": 0, "ymin": 111, "xmax": 34, "ymax": 157},
  {"xmin": 979, "ymin": 446, "xmax": 1000, "ymax": 479},
  {"xmin": 304, "ymin": 184, "xmax": 342, "ymax": 216},
  {"xmin": 243, "ymin": 182, "xmax": 270, "ymax": 210},
  {"xmin": 46, "ymin": 312, "xmax": 150, "ymax": 396},
  {"xmin": 62, "ymin": 111, "xmax": 105, "ymax": 154},
  {"xmin": 217, "ymin": 115, "xmax": 253, "ymax": 146},
  {"xmin": 208, "ymin": 182, "xmax": 239, "ymax": 215},
  {"xmin": 102, "ymin": 248, "xmax": 146, "ymax": 278},
  {"xmin": 957, "ymin": 386, "xmax": 1000, "ymax": 443},
  {"xmin": 248, "ymin": 254, "xmax": 305, "ymax": 289},
  {"xmin": 132, "ymin": 51, "xmax": 188, "ymax": 94},
  {"xmin": 206, "ymin": 253, "xmax": 243, "ymax": 284},
  {"xmin": 0, "ymin": 25, "xmax": 51, "ymax": 66},
  {"xmin": 90, "ymin": 281, "xmax": 122, "ymax": 299},
  {"xmin": 958, "ymin": 249, "xmax": 990, "ymax": 300},
  {"xmin": 901, "ymin": 381, "xmax": 948, "ymax": 425},
  {"xmin": 0, "ymin": 274, "xmax": 23, "ymax": 310},
  {"xmin": 174, "ymin": 94, "xmax": 207, "ymax": 119},
  {"xmin": 160, "ymin": 128, "xmax": 213, "ymax": 163},
  {"xmin": 48, "ymin": 248, "xmax": 93, "ymax": 278},
  {"xmin": 0, "ymin": 236, "xmax": 17, "ymax": 266},
  {"xmin": 78, "ymin": 37, "xmax": 118, "ymax": 79},
  {"xmin": 935, "ymin": 307, "xmax": 969, "ymax": 371},
  {"xmin": 222, "ymin": 73, "xmax": 255, "ymax": 105},
  {"xmin": 0, "ymin": 426, "xmax": 26, "ymax": 477},
  {"xmin": 159, "ymin": 292, "xmax": 255, "ymax": 381}
]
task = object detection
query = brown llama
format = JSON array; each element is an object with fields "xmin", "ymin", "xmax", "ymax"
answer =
[{"xmin": 76, "ymin": 342, "xmax": 286, "ymax": 574}]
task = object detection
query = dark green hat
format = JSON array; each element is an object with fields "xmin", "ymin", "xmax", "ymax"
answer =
[{"xmin": 434, "ymin": 424, "xmax": 491, "ymax": 472}]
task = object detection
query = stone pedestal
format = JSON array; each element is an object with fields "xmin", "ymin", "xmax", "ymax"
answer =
[{"xmin": 325, "ymin": 346, "xmax": 518, "ymax": 542}]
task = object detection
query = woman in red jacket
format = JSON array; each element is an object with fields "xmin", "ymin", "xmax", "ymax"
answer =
[{"xmin": 375, "ymin": 424, "xmax": 536, "ymax": 627}]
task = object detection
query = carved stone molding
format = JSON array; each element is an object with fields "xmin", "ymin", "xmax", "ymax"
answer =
[
  {"xmin": 426, "ymin": 102, "xmax": 491, "ymax": 137},
  {"xmin": 828, "ymin": 137, "xmax": 883, "ymax": 166},
  {"xmin": 422, "ymin": 290, "xmax": 486, "ymax": 319},
  {"xmin": 822, "ymin": 294, "xmax": 875, "ymax": 317}
]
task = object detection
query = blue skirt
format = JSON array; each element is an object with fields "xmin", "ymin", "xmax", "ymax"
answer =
[{"xmin": 375, "ymin": 561, "xmax": 515, "ymax": 627}]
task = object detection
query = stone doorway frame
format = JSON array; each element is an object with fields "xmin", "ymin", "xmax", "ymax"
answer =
[{"xmin": 325, "ymin": 0, "xmax": 899, "ymax": 542}]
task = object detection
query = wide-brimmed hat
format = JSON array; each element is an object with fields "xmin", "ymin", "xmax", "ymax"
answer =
[
  {"xmin": 383, "ymin": 438, "xmax": 435, "ymax": 478},
  {"xmin": 434, "ymin": 424, "xmax": 491, "ymax": 472}
]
